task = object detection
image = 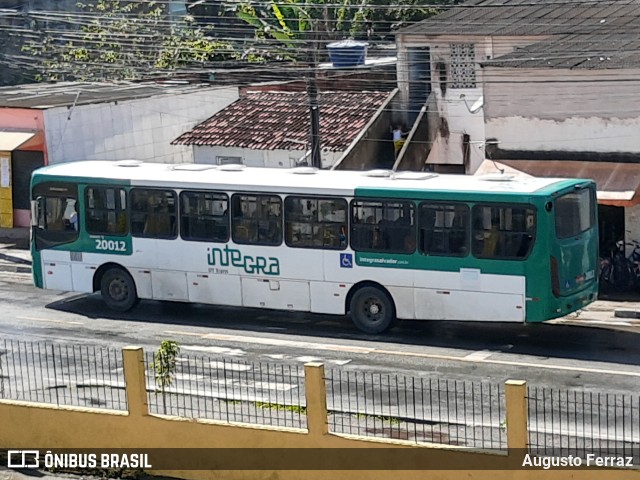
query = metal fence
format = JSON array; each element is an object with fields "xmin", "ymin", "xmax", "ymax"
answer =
[
  {"xmin": 528, "ymin": 386, "xmax": 640, "ymax": 464},
  {"xmin": 4, "ymin": 336, "xmax": 640, "ymax": 460},
  {"xmin": 144, "ymin": 351, "xmax": 307, "ymax": 429},
  {"xmin": 0, "ymin": 338, "xmax": 126, "ymax": 410},
  {"xmin": 326, "ymin": 369, "xmax": 506, "ymax": 449}
]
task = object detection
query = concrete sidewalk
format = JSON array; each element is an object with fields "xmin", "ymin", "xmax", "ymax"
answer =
[{"xmin": 0, "ymin": 245, "xmax": 31, "ymax": 274}]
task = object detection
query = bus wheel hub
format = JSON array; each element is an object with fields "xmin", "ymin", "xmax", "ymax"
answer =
[{"xmin": 369, "ymin": 304, "xmax": 380, "ymax": 315}]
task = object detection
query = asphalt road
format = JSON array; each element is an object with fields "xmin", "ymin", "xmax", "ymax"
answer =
[
  {"xmin": 1, "ymin": 271, "xmax": 640, "ymax": 390},
  {"xmin": 1, "ymin": 271, "xmax": 639, "ymax": 457}
]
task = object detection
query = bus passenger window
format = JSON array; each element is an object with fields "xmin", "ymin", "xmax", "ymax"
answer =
[
  {"xmin": 85, "ymin": 186, "xmax": 127, "ymax": 236},
  {"xmin": 351, "ymin": 200, "xmax": 415, "ymax": 254},
  {"xmin": 231, "ymin": 194, "xmax": 282, "ymax": 246},
  {"xmin": 180, "ymin": 191, "xmax": 229, "ymax": 243},
  {"xmin": 285, "ymin": 197, "xmax": 347, "ymax": 250},
  {"xmin": 419, "ymin": 203, "xmax": 469, "ymax": 257},
  {"xmin": 130, "ymin": 189, "xmax": 177, "ymax": 239},
  {"xmin": 471, "ymin": 205, "xmax": 535, "ymax": 260}
]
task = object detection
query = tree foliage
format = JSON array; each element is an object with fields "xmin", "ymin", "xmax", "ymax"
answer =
[
  {"xmin": 22, "ymin": 0, "xmax": 241, "ymax": 81},
  {"xmin": 233, "ymin": 0, "xmax": 464, "ymax": 51}
]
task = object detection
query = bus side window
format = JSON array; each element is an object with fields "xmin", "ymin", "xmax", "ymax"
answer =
[
  {"xmin": 472, "ymin": 205, "xmax": 535, "ymax": 259},
  {"xmin": 85, "ymin": 186, "xmax": 128, "ymax": 236},
  {"xmin": 284, "ymin": 196, "xmax": 347, "ymax": 250},
  {"xmin": 131, "ymin": 189, "xmax": 177, "ymax": 239},
  {"xmin": 351, "ymin": 200, "xmax": 415, "ymax": 254},
  {"xmin": 419, "ymin": 203, "xmax": 468, "ymax": 257},
  {"xmin": 232, "ymin": 194, "xmax": 282, "ymax": 246},
  {"xmin": 180, "ymin": 191, "xmax": 229, "ymax": 243}
]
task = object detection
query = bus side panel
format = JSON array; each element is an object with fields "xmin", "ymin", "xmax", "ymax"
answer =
[
  {"xmin": 71, "ymin": 263, "xmax": 97, "ymax": 293},
  {"xmin": 412, "ymin": 271, "xmax": 525, "ymax": 322},
  {"xmin": 41, "ymin": 250, "xmax": 74, "ymax": 291},
  {"xmin": 387, "ymin": 286, "xmax": 416, "ymax": 319},
  {"xmin": 187, "ymin": 272, "xmax": 242, "ymax": 306},
  {"xmin": 242, "ymin": 277, "xmax": 310, "ymax": 311},
  {"xmin": 415, "ymin": 289, "xmax": 524, "ymax": 322},
  {"xmin": 310, "ymin": 281, "xmax": 348, "ymax": 315},
  {"xmin": 130, "ymin": 268, "xmax": 153, "ymax": 299}
]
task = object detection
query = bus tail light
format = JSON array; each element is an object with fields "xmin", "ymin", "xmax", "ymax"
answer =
[{"xmin": 550, "ymin": 255, "xmax": 560, "ymax": 297}]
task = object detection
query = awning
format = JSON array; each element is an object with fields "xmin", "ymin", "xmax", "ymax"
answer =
[
  {"xmin": 0, "ymin": 131, "xmax": 37, "ymax": 152},
  {"xmin": 478, "ymin": 160, "xmax": 640, "ymax": 207}
]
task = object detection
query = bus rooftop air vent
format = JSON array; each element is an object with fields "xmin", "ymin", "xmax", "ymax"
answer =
[
  {"xmin": 171, "ymin": 164, "xmax": 218, "ymax": 171},
  {"xmin": 114, "ymin": 160, "xmax": 143, "ymax": 167},
  {"xmin": 478, "ymin": 173, "xmax": 515, "ymax": 182},
  {"xmin": 290, "ymin": 166, "xmax": 319, "ymax": 175},
  {"xmin": 362, "ymin": 169, "xmax": 392, "ymax": 178},
  {"xmin": 392, "ymin": 172, "xmax": 438, "ymax": 181},
  {"xmin": 218, "ymin": 164, "xmax": 246, "ymax": 172}
]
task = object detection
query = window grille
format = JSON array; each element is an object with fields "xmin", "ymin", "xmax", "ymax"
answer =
[{"xmin": 450, "ymin": 43, "xmax": 476, "ymax": 89}]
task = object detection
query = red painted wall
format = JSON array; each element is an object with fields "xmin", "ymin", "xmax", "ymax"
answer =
[{"xmin": 0, "ymin": 107, "xmax": 48, "ymax": 163}]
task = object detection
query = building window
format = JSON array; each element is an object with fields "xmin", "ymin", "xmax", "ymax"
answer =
[
  {"xmin": 231, "ymin": 194, "xmax": 282, "ymax": 246},
  {"xmin": 450, "ymin": 43, "xmax": 476, "ymax": 89},
  {"xmin": 130, "ymin": 189, "xmax": 177, "ymax": 239},
  {"xmin": 419, "ymin": 203, "xmax": 469, "ymax": 257},
  {"xmin": 180, "ymin": 191, "xmax": 229, "ymax": 243},
  {"xmin": 217, "ymin": 156, "xmax": 243, "ymax": 165},
  {"xmin": 85, "ymin": 186, "xmax": 127, "ymax": 236},
  {"xmin": 351, "ymin": 200, "xmax": 415, "ymax": 253},
  {"xmin": 472, "ymin": 205, "xmax": 536, "ymax": 259},
  {"xmin": 285, "ymin": 196, "xmax": 348, "ymax": 250}
]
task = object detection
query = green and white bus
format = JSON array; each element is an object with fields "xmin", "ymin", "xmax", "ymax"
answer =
[{"xmin": 30, "ymin": 160, "xmax": 598, "ymax": 334}]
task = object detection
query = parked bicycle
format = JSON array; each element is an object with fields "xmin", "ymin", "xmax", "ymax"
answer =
[{"xmin": 599, "ymin": 240, "xmax": 640, "ymax": 294}]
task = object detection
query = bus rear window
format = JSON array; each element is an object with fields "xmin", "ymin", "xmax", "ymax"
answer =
[{"xmin": 555, "ymin": 188, "xmax": 594, "ymax": 238}]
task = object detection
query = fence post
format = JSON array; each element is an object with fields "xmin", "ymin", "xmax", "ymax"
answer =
[
  {"xmin": 123, "ymin": 346, "xmax": 148, "ymax": 417},
  {"xmin": 304, "ymin": 362, "xmax": 328, "ymax": 437},
  {"xmin": 505, "ymin": 379, "xmax": 527, "ymax": 465}
]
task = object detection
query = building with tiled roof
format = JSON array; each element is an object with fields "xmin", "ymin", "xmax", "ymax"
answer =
[
  {"xmin": 172, "ymin": 90, "xmax": 394, "ymax": 169},
  {"xmin": 0, "ymin": 81, "xmax": 239, "ymax": 229}
]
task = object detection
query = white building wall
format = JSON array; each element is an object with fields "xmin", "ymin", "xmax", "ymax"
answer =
[
  {"xmin": 625, "ymin": 204, "xmax": 640, "ymax": 251},
  {"xmin": 194, "ymin": 146, "xmax": 343, "ymax": 169},
  {"xmin": 43, "ymin": 86, "xmax": 239, "ymax": 164},
  {"xmin": 395, "ymin": 35, "xmax": 541, "ymax": 171},
  {"xmin": 430, "ymin": 89, "xmax": 486, "ymax": 172},
  {"xmin": 484, "ymin": 68, "xmax": 640, "ymax": 153}
]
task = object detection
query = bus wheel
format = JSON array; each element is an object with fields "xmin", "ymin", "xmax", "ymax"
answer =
[
  {"xmin": 100, "ymin": 267, "xmax": 139, "ymax": 312},
  {"xmin": 350, "ymin": 286, "xmax": 396, "ymax": 334}
]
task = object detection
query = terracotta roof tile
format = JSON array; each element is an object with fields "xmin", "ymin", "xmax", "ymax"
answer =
[{"xmin": 172, "ymin": 90, "xmax": 390, "ymax": 152}]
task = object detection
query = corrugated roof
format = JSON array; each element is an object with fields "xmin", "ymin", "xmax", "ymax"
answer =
[
  {"xmin": 0, "ymin": 81, "xmax": 225, "ymax": 109},
  {"xmin": 483, "ymin": 32, "xmax": 640, "ymax": 69},
  {"xmin": 399, "ymin": 0, "xmax": 640, "ymax": 37},
  {"xmin": 172, "ymin": 90, "xmax": 391, "ymax": 152},
  {"xmin": 498, "ymin": 159, "xmax": 640, "ymax": 206}
]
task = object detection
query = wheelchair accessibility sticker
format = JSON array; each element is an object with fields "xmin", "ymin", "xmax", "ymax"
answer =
[{"xmin": 340, "ymin": 253, "xmax": 353, "ymax": 268}]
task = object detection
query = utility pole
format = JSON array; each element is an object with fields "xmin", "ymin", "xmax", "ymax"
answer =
[
  {"xmin": 307, "ymin": 78, "xmax": 322, "ymax": 169},
  {"xmin": 307, "ymin": 20, "xmax": 322, "ymax": 169}
]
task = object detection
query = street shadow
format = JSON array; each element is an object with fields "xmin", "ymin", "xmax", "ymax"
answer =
[{"xmin": 45, "ymin": 293, "xmax": 640, "ymax": 368}]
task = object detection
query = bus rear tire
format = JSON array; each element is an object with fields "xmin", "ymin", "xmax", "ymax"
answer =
[
  {"xmin": 350, "ymin": 286, "xmax": 396, "ymax": 334},
  {"xmin": 100, "ymin": 267, "xmax": 139, "ymax": 312}
]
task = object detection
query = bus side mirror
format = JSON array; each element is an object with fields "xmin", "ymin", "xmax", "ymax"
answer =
[
  {"xmin": 30, "ymin": 199, "xmax": 38, "ymax": 227},
  {"xmin": 31, "ymin": 198, "xmax": 44, "ymax": 228}
]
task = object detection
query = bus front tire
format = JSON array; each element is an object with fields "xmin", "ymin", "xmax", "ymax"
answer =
[
  {"xmin": 100, "ymin": 267, "xmax": 139, "ymax": 312},
  {"xmin": 350, "ymin": 286, "xmax": 396, "ymax": 334}
]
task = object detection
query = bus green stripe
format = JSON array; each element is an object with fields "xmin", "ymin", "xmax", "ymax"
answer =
[{"xmin": 32, "ymin": 174, "xmax": 131, "ymax": 187}]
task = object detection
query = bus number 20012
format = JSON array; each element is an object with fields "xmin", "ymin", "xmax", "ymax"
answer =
[{"xmin": 95, "ymin": 239, "xmax": 127, "ymax": 252}]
